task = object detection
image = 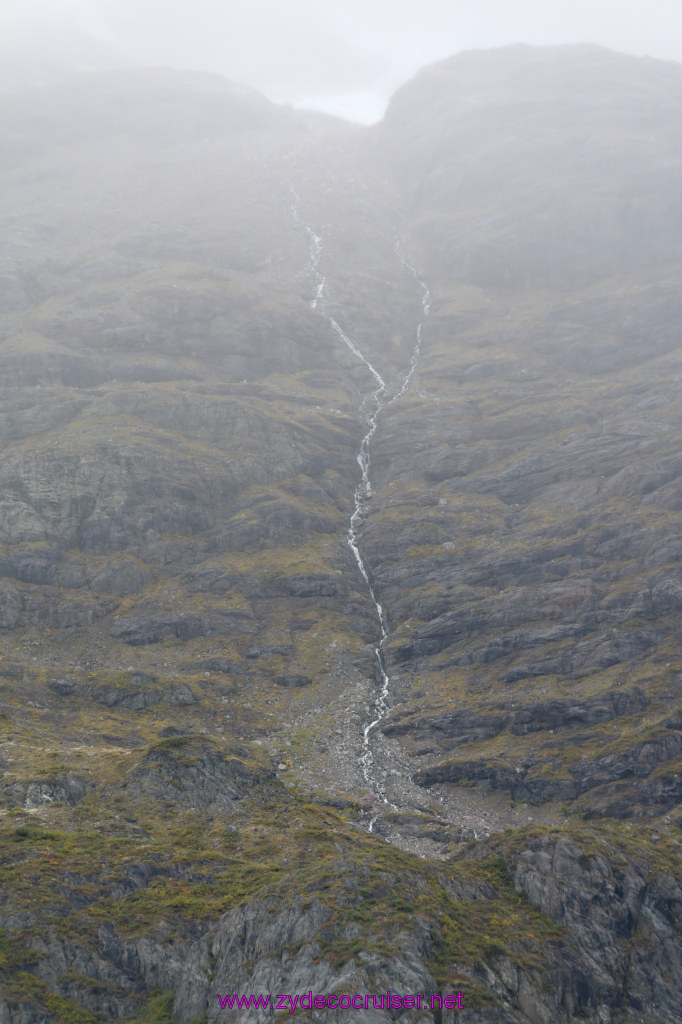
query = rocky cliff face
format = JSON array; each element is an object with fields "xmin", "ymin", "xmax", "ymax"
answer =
[{"xmin": 0, "ymin": 45, "xmax": 680, "ymax": 1024}]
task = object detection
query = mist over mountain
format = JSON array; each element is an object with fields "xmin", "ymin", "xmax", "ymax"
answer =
[{"xmin": 0, "ymin": 44, "xmax": 681, "ymax": 1024}]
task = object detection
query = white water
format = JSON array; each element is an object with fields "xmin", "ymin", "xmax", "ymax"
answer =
[{"xmin": 287, "ymin": 183, "xmax": 431, "ymax": 825}]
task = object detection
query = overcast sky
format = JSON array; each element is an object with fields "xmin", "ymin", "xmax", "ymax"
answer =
[{"xmin": 3, "ymin": 0, "xmax": 682, "ymax": 122}]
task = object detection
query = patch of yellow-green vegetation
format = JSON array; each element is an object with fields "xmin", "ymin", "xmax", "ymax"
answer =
[
  {"xmin": 34, "ymin": 370, "xmax": 347, "ymax": 463},
  {"xmin": 0, "ymin": 329, "xmax": 72, "ymax": 358},
  {"xmin": 3, "ymin": 726, "xmax": 267, "ymax": 828},
  {"xmin": 0, "ymin": 811, "xmax": 266, "ymax": 937},
  {"xmin": 0, "ymin": 737, "xmax": 97, "ymax": 794},
  {"xmin": 67, "ymin": 708, "xmax": 151, "ymax": 748},
  {"xmin": 290, "ymin": 617, "xmax": 362, "ymax": 675},
  {"xmin": 398, "ymin": 654, "xmax": 680, "ymax": 812},
  {"xmin": 367, "ymin": 500, "xmax": 506, "ymax": 566},
  {"xmin": 18, "ymin": 739, "xmax": 133, "ymax": 790},
  {"xmin": 368, "ymin": 477, "xmax": 441, "ymax": 506},
  {"xmin": 124, "ymin": 991, "xmax": 174, "ymax": 1024},
  {"xmin": 0, "ymin": 540, "xmax": 55, "ymax": 559},
  {"xmin": 1, "ymin": 969, "xmax": 103, "ymax": 1024},
  {"xmin": 260, "ymin": 370, "xmax": 355, "ymax": 409},
  {"xmin": 409, "ymin": 667, "xmax": 471, "ymax": 708},
  {"xmin": 2, "ymin": 936, "xmax": 194, "ymax": 1022},
  {"xmin": 241, "ymin": 479, "xmax": 342, "ymax": 518},
  {"xmin": 473, "ymin": 633, "xmax": 667, "ymax": 696},
  {"xmin": 142, "ymin": 264, "xmax": 238, "ymax": 291},
  {"xmin": 114, "ymin": 588, "xmax": 251, "ymax": 624},
  {"xmin": 193, "ymin": 537, "xmax": 340, "ymax": 578},
  {"xmin": 495, "ymin": 820, "xmax": 682, "ymax": 876},
  {"xmin": 224, "ymin": 803, "xmax": 566, "ymax": 978},
  {"xmin": 141, "ymin": 732, "xmax": 269, "ymax": 771},
  {"xmin": 83, "ymin": 668, "xmax": 159, "ymax": 691},
  {"xmin": 541, "ymin": 716, "xmax": 676, "ymax": 767},
  {"xmin": 145, "ymin": 733, "xmax": 207, "ymax": 758},
  {"xmin": 0, "ymin": 929, "xmax": 45, "ymax": 973},
  {"xmin": 216, "ymin": 499, "xmax": 343, "ymax": 552},
  {"xmin": 59, "ymin": 413, "xmax": 236, "ymax": 461},
  {"xmin": 434, "ymin": 488, "xmax": 506, "ymax": 520},
  {"xmin": 0, "ymin": 659, "xmax": 48, "ymax": 691},
  {"xmin": 643, "ymin": 752, "xmax": 682, "ymax": 785},
  {"xmin": 431, "ymin": 284, "xmax": 495, "ymax": 316},
  {"xmin": 277, "ymin": 722, "xmax": 328, "ymax": 769},
  {"xmin": 429, "ymin": 857, "xmax": 563, "ymax": 982},
  {"xmin": 87, "ymin": 862, "xmax": 284, "ymax": 936},
  {"xmin": 400, "ymin": 538, "xmax": 483, "ymax": 561},
  {"xmin": 125, "ymin": 990, "xmax": 207, "ymax": 1024},
  {"xmin": 0, "ymin": 793, "xmax": 568, "ymax": 1002},
  {"xmin": 431, "ymin": 697, "xmax": 673, "ymax": 767},
  {"xmin": 425, "ymin": 737, "xmax": 535, "ymax": 779}
]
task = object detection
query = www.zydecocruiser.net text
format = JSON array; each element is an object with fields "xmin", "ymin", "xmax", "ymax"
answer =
[{"xmin": 217, "ymin": 991, "xmax": 465, "ymax": 1012}]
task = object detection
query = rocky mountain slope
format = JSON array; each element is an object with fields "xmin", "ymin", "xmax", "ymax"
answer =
[{"xmin": 0, "ymin": 44, "xmax": 681, "ymax": 1024}]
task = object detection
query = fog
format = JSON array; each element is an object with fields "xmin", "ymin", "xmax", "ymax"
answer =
[{"xmin": 3, "ymin": 0, "xmax": 682, "ymax": 121}]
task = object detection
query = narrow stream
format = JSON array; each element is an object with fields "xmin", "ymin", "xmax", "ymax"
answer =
[{"xmin": 287, "ymin": 183, "xmax": 431, "ymax": 824}]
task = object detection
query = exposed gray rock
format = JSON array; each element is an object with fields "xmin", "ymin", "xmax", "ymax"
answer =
[
  {"xmin": 509, "ymin": 688, "xmax": 649, "ymax": 735},
  {"xmin": 90, "ymin": 560, "xmax": 153, "ymax": 596},
  {"xmin": 274, "ymin": 674, "xmax": 313, "ymax": 688},
  {"xmin": 510, "ymin": 835, "xmax": 682, "ymax": 1023},
  {"xmin": 270, "ymin": 575, "xmax": 345, "ymax": 598},
  {"xmin": 125, "ymin": 739, "xmax": 274, "ymax": 813},
  {"xmin": 0, "ymin": 587, "xmax": 22, "ymax": 628},
  {"xmin": 5, "ymin": 775, "xmax": 89, "ymax": 809},
  {"xmin": 186, "ymin": 658, "xmax": 247, "ymax": 675},
  {"xmin": 416, "ymin": 730, "xmax": 682, "ymax": 811},
  {"xmin": 93, "ymin": 686, "xmax": 162, "ymax": 710},
  {"xmin": 48, "ymin": 675, "xmax": 89, "ymax": 697},
  {"xmin": 110, "ymin": 610, "xmax": 256, "ymax": 645},
  {"xmin": 0, "ymin": 549, "xmax": 59, "ymax": 585},
  {"xmin": 383, "ymin": 711, "xmax": 508, "ymax": 748}
]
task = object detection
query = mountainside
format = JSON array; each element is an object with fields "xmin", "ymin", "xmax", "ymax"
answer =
[{"xmin": 0, "ymin": 44, "xmax": 681, "ymax": 1024}]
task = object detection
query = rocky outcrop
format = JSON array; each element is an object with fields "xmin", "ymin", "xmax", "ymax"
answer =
[
  {"xmin": 507, "ymin": 834, "xmax": 682, "ymax": 1023},
  {"xmin": 274, "ymin": 674, "xmax": 313, "ymax": 688},
  {"xmin": 109, "ymin": 609, "xmax": 257, "ymax": 645},
  {"xmin": 383, "ymin": 710, "xmax": 508, "ymax": 748},
  {"xmin": 4, "ymin": 775, "xmax": 89, "ymax": 810},
  {"xmin": 11, "ymin": 835, "xmax": 674, "ymax": 1024},
  {"xmin": 416, "ymin": 730, "xmax": 682, "ymax": 812},
  {"xmin": 386, "ymin": 688, "xmax": 649, "ymax": 750},
  {"xmin": 509, "ymin": 688, "xmax": 649, "ymax": 735},
  {"xmin": 124, "ymin": 737, "xmax": 275, "ymax": 813}
]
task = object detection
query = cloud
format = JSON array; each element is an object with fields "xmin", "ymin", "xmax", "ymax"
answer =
[{"xmin": 3, "ymin": 0, "xmax": 682, "ymax": 120}]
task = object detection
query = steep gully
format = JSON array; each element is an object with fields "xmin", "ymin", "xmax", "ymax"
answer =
[{"xmin": 287, "ymin": 183, "xmax": 431, "ymax": 827}]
